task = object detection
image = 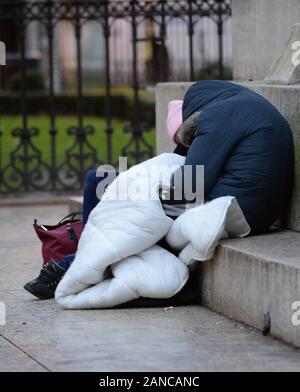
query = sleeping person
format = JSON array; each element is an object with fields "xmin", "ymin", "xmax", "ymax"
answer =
[
  {"xmin": 24, "ymin": 80, "xmax": 294, "ymax": 301},
  {"xmin": 171, "ymin": 80, "xmax": 294, "ymax": 235}
]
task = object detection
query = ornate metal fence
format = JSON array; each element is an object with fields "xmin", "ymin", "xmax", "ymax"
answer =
[{"xmin": 0, "ymin": 0, "xmax": 231, "ymax": 193}]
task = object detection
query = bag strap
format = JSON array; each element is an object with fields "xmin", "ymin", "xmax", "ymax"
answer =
[
  {"xmin": 67, "ymin": 225, "xmax": 79, "ymax": 244},
  {"xmin": 58, "ymin": 211, "xmax": 83, "ymax": 224}
]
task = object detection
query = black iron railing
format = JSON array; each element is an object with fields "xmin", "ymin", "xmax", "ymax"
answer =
[{"xmin": 0, "ymin": 0, "xmax": 231, "ymax": 193}]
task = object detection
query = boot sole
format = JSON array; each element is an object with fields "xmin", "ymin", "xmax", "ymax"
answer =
[{"xmin": 23, "ymin": 283, "xmax": 54, "ymax": 300}]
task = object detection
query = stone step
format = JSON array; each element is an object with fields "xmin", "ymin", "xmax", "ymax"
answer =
[
  {"xmin": 68, "ymin": 196, "xmax": 300, "ymax": 347},
  {"xmin": 69, "ymin": 196, "xmax": 84, "ymax": 214},
  {"xmin": 199, "ymin": 230, "xmax": 300, "ymax": 348}
]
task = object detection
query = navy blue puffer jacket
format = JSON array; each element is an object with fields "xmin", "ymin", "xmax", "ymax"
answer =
[{"xmin": 176, "ymin": 80, "xmax": 294, "ymax": 234}]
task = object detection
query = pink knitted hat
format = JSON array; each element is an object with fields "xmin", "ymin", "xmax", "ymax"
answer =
[{"xmin": 166, "ymin": 100, "xmax": 183, "ymax": 142}]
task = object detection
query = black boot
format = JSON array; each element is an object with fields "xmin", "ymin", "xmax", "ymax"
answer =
[{"xmin": 24, "ymin": 260, "xmax": 66, "ymax": 300}]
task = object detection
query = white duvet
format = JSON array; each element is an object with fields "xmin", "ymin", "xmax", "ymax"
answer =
[{"xmin": 55, "ymin": 153, "xmax": 250, "ymax": 309}]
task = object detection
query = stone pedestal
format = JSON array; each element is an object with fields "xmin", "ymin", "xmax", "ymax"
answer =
[{"xmin": 232, "ymin": 0, "xmax": 300, "ymax": 81}]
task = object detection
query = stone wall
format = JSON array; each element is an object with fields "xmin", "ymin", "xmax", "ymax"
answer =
[{"xmin": 232, "ymin": 0, "xmax": 300, "ymax": 81}]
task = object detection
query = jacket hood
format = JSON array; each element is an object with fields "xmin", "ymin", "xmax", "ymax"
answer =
[{"xmin": 182, "ymin": 80, "xmax": 244, "ymax": 121}]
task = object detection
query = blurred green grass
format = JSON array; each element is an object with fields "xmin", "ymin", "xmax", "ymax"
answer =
[{"xmin": 0, "ymin": 115, "xmax": 156, "ymax": 167}]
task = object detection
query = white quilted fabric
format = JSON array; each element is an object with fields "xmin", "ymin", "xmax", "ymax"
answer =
[{"xmin": 55, "ymin": 153, "xmax": 250, "ymax": 309}]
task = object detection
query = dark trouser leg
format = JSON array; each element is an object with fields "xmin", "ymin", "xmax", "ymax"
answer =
[
  {"xmin": 83, "ymin": 170, "xmax": 101, "ymax": 225},
  {"xmin": 83, "ymin": 169, "xmax": 117, "ymax": 224}
]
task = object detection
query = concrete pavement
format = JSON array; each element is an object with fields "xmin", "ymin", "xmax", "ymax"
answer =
[{"xmin": 1, "ymin": 205, "xmax": 300, "ymax": 372}]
